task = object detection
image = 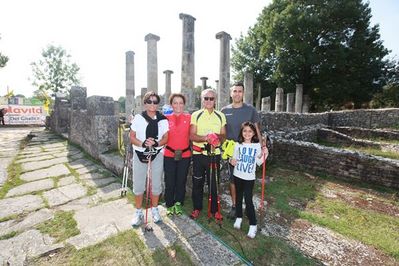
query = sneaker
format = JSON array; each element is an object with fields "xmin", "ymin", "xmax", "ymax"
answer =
[
  {"xmin": 190, "ymin": 209, "xmax": 200, "ymax": 219},
  {"xmin": 152, "ymin": 207, "xmax": 162, "ymax": 223},
  {"xmin": 247, "ymin": 225, "xmax": 257, "ymax": 238},
  {"xmin": 166, "ymin": 206, "xmax": 175, "ymax": 216},
  {"xmin": 174, "ymin": 202, "xmax": 183, "ymax": 215},
  {"xmin": 131, "ymin": 209, "xmax": 144, "ymax": 227},
  {"xmin": 233, "ymin": 218, "xmax": 242, "ymax": 229},
  {"xmin": 227, "ymin": 206, "xmax": 236, "ymax": 219}
]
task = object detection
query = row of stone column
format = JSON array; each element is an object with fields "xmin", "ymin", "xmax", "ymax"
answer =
[
  {"xmin": 125, "ymin": 13, "xmax": 233, "ymax": 116},
  {"xmin": 261, "ymin": 84, "xmax": 309, "ymax": 113}
]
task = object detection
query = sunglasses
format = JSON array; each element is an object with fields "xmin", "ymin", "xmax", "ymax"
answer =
[
  {"xmin": 145, "ymin": 99, "xmax": 159, "ymax": 105},
  {"xmin": 203, "ymin": 97, "xmax": 215, "ymax": 101}
]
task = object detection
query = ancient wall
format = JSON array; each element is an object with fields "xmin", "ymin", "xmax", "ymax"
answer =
[
  {"xmin": 260, "ymin": 108, "xmax": 399, "ymax": 131},
  {"xmin": 51, "ymin": 86, "xmax": 119, "ymax": 161},
  {"xmin": 273, "ymin": 139, "xmax": 399, "ymax": 189}
]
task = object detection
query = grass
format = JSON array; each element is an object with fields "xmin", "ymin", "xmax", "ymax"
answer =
[
  {"xmin": 31, "ymin": 230, "xmax": 194, "ymax": 266},
  {"xmin": 36, "ymin": 211, "xmax": 80, "ymax": 242},
  {"xmin": 263, "ymin": 166, "xmax": 399, "ymax": 260},
  {"xmin": 0, "ymin": 231, "xmax": 17, "ymax": 240},
  {"xmin": 0, "ymin": 159, "xmax": 25, "ymax": 199},
  {"xmin": 181, "ymin": 195, "xmax": 320, "ymax": 265}
]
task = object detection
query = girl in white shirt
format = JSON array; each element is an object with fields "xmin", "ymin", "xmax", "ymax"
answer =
[{"xmin": 230, "ymin": 121, "xmax": 267, "ymax": 238}]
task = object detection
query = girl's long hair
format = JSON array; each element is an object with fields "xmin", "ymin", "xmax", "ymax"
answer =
[{"xmin": 238, "ymin": 121, "xmax": 259, "ymax": 144}]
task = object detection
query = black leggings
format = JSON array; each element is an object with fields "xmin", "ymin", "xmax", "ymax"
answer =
[
  {"xmin": 164, "ymin": 157, "xmax": 191, "ymax": 207},
  {"xmin": 192, "ymin": 154, "xmax": 220, "ymax": 214},
  {"xmin": 234, "ymin": 176, "xmax": 256, "ymax": 225}
]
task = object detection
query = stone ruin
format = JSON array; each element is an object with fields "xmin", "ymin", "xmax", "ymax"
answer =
[
  {"xmin": 49, "ymin": 12, "xmax": 398, "ymax": 191},
  {"xmin": 261, "ymin": 108, "xmax": 399, "ymax": 189}
]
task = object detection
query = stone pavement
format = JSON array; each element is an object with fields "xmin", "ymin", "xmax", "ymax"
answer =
[{"xmin": 0, "ymin": 127, "xmax": 243, "ymax": 265}]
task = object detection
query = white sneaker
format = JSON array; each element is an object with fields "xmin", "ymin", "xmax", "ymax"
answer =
[
  {"xmin": 152, "ymin": 207, "xmax": 162, "ymax": 223},
  {"xmin": 247, "ymin": 225, "xmax": 257, "ymax": 238},
  {"xmin": 131, "ymin": 209, "xmax": 144, "ymax": 227},
  {"xmin": 233, "ymin": 218, "xmax": 242, "ymax": 229}
]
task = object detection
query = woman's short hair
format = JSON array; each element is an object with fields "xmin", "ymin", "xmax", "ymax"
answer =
[
  {"xmin": 169, "ymin": 93, "xmax": 186, "ymax": 105},
  {"xmin": 201, "ymin": 88, "xmax": 217, "ymax": 100},
  {"xmin": 143, "ymin": 91, "xmax": 160, "ymax": 104}
]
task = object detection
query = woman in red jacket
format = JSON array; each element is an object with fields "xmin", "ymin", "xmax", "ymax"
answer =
[{"xmin": 164, "ymin": 93, "xmax": 191, "ymax": 215}]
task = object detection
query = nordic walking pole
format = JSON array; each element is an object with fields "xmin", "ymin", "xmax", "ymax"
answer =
[
  {"xmin": 259, "ymin": 134, "xmax": 267, "ymax": 230},
  {"xmin": 144, "ymin": 148, "xmax": 154, "ymax": 232}
]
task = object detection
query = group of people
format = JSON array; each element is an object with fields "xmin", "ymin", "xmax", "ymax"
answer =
[
  {"xmin": 0, "ymin": 108, "xmax": 7, "ymax": 125},
  {"xmin": 129, "ymin": 82, "xmax": 267, "ymax": 239}
]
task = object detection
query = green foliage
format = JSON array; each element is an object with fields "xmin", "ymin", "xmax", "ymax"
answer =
[
  {"xmin": 118, "ymin": 96, "xmax": 126, "ymax": 113},
  {"xmin": 232, "ymin": 0, "xmax": 389, "ymax": 111},
  {"xmin": 0, "ymin": 34, "xmax": 8, "ymax": 68},
  {"xmin": 31, "ymin": 45, "xmax": 80, "ymax": 96},
  {"xmin": 371, "ymin": 59, "xmax": 399, "ymax": 108}
]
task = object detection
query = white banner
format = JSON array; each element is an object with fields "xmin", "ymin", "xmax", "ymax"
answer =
[{"xmin": 1, "ymin": 105, "xmax": 47, "ymax": 125}]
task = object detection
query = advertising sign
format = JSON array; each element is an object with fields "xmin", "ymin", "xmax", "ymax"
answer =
[{"xmin": 0, "ymin": 105, "xmax": 47, "ymax": 125}]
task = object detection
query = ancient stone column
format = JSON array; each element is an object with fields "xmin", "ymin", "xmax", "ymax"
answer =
[
  {"xmin": 261, "ymin": 97, "xmax": 271, "ymax": 112},
  {"xmin": 145, "ymin": 33, "xmax": 160, "ymax": 93},
  {"xmin": 275, "ymin": 87, "xmax": 284, "ymax": 112},
  {"xmin": 295, "ymin": 84, "xmax": 303, "ymax": 113},
  {"xmin": 244, "ymin": 71, "xmax": 253, "ymax": 105},
  {"xmin": 286, "ymin": 93, "xmax": 295, "ymax": 112},
  {"xmin": 303, "ymin": 94, "xmax": 310, "ymax": 113},
  {"xmin": 215, "ymin": 80, "xmax": 219, "ymax": 91},
  {"xmin": 179, "ymin": 13, "xmax": 196, "ymax": 111},
  {"xmin": 163, "ymin": 70, "xmax": 173, "ymax": 104},
  {"xmin": 216, "ymin": 31, "xmax": 232, "ymax": 109},
  {"xmin": 125, "ymin": 51, "xmax": 135, "ymax": 119},
  {"xmin": 255, "ymin": 83, "xmax": 261, "ymax": 110},
  {"xmin": 139, "ymin": 88, "xmax": 147, "ymax": 111},
  {"xmin": 200, "ymin": 77, "xmax": 208, "ymax": 90}
]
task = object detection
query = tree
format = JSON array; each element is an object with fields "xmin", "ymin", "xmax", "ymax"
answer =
[
  {"xmin": 118, "ymin": 96, "xmax": 126, "ymax": 113},
  {"xmin": 31, "ymin": 45, "xmax": 80, "ymax": 96},
  {"xmin": 0, "ymin": 35, "xmax": 8, "ymax": 68},
  {"xmin": 232, "ymin": 0, "xmax": 389, "ymax": 111}
]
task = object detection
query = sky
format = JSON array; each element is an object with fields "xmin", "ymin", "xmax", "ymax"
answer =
[{"xmin": 1, "ymin": 0, "xmax": 398, "ymax": 100}]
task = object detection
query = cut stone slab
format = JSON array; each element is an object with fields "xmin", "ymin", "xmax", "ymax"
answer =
[
  {"xmin": 16, "ymin": 155, "xmax": 55, "ymax": 164},
  {"xmin": 91, "ymin": 183, "xmax": 121, "ymax": 201},
  {"xmin": 67, "ymin": 223, "xmax": 118, "ymax": 250},
  {"xmin": 58, "ymin": 176, "xmax": 76, "ymax": 187},
  {"xmin": 80, "ymin": 172, "xmax": 109, "ymax": 180},
  {"xmin": 52, "ymin": 150, "xmax": 81, "ymax": 158},
  {"xmin": 69, "ymin": 159, "xmax": 96, "ymax": 170},
  {"xmin": 0, "ymin": 229, "xmax": 63, "ymax": 265},
  {"xmin": 66, "ymin": 198, "xmax": 134, "ymax": 249},
  {"xmin": 21, "ymin": 157, "xmax": 69, "ymax": 172},
  {"xmin": 43, "ymin": 183, "xmax": 87, "ymax": 207},
  {"xmin": 83, "ymin": 177, "xmax": 116, "ymax": 187},
  {"xmin": 56, "ymin": 197, "xmax": 92, "ymax": 212},
  {"xmin": 0, "ymin": 209, "xmax": 54, "ymax": 237},
  {"xmin": 0, "ymin": 195, "xmax": 44, "ymax": 220},
  {"xmin": 20, "ymin": 164, "xmax": 71, "ymax": 182},
  {"xmin": 68, "ymin": 152, "xmax": 85, "ymax": 160},
  {"xmin": 6, "ymin": 179, "xmax": 54, "ymax": 197},
  {"xmin": 75, "ymin": 165, "xmax": 99, "ymax": 175}
]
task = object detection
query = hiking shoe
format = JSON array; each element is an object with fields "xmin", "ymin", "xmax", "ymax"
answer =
[
  {"xmin": 174, "ymin": 202, "xmax": 183, "ymax": 215},
  {"xmin": 227, "ymin": 206, "xmax": 236, "ymax": 219},
  {"xmin": 190, "ymin": 209, "xmax": 200, "ymax": 219},
  {"xmin": 166, "ymin": 206, "xmax": 175, "ymax": 216},
  {"xmin": 152, "ymin": 207, "xmax": 162, "ymax": 223},
  {"xmin": 233, "ymin": 218, "xmax": 242, "ymax": 229},
  {"xmin": 247, "ymin": 225, "xmax": 257, "ymax": 239},
  {"xmin": 131, "ymin": 209, "xmax": 144, "ymax": 227}
]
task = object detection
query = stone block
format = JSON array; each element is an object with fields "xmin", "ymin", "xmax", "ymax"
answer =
[
  {"xmin": 87, "ymin": 96, "xmax": 115, "ymax": 116},
  {"xmin": 70, "ymin": 86, "xmax": 87, "ymax": 110}
]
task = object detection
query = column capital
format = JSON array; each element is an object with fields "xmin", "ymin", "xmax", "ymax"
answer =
[
  {"xmin": 200, "ymin": 77, "xmax": 208, "ymax": 81},
  {"xmin": 163, "ymin": 70, "xmax": 174, "ymax": 75},
  {"xmin": 179, "ymin": 13, "xmax": 196, "ymax": 21},
  {"xmin": 215, "ymin": 31, "xmax": 232, "ymax": 40},
  {"xmin": 145, "ymin": 33, "xmax": 160, "ymax": 42},
  {"xmin": 125, "ymin": 51, "xmax": 135, "ymax": 56}
]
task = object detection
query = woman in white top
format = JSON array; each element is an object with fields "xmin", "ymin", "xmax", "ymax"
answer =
[{"xmin": 130, "ymin": 91, "xmax": 169, "ymax": 226}]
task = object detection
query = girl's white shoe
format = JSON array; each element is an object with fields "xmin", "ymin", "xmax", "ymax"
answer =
[
  {"xmin": 247, "ymin": 225, "xmax": 257, "ymax": 238},
  {"xmin": 233, "ymin": 218, "xmax": 242, "ymax": 229}
]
